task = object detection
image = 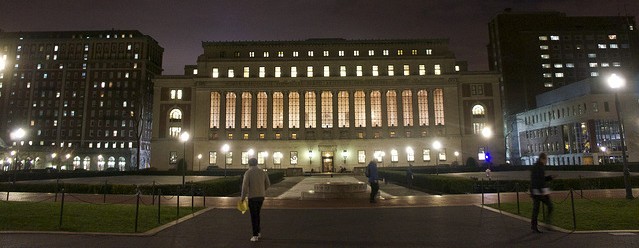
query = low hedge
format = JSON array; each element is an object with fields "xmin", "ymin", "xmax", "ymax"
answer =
[{"xmin": 0, "ymin": 171, "xmax": 286, "ymax": 197}]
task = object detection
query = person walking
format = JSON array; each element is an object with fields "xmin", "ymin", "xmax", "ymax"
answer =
[
  {"xmin": 530, "ymin": 152, "xmax": 554, "ymax": 233},
  {"xmin": 241, "ymin": 158, "xmax": 271, "ymax": 242},
  {"xmin": 406, "ymin": 163, "xmax": 414, "ymax": 188},
  {"xmin": 366, "ymin": 160, "xmax": 380, "ymax": 203}
]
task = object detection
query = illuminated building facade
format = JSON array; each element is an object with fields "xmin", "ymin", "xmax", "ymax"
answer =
[
  {"xmin": 0, "ymin": 30, "xmax": 163, "ymax": 171},
  {"xmin": 152, "ymin": 39, "xmax": 504, "ymax": 171}
]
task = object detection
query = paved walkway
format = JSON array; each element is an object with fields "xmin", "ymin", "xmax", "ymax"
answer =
[{"xmin": 1, "ymin": 174, "xmax": 639, "ymax": 247}]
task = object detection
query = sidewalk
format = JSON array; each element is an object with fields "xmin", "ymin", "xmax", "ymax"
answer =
[{"xmin": 1, "ymin": 176, "xmax": 638, "ymax": 248}]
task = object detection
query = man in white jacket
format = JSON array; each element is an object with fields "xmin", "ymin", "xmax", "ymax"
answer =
[{"xmin": 241, "ymin": 158, "xmax": 271, "ymax": 242}]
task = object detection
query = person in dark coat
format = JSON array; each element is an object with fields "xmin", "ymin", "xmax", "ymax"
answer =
[
  {"xmin": 530, "ymin": 152, "xmax": 554, "ymax": 233},
  {"xmin": 366, "ymin": 160, "xmax": 379, "ymax": 203}
]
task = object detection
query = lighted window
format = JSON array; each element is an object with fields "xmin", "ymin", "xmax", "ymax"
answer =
[
  {"xmin": 323, "ymin": 65, "xmax": 330, "ymax": 77},
  {"xmin": 397, "ymin": 49, "xmax": 403, "ymax": 55},
  {"xmin": 411, "ymin": 49, "xmax": 418, "ymax": 55},
  {"xmin": 388, "ymin": 65, "xmax": 394, "ymax": 76},
  {"xmin": 169, "ymin": 109, "xmax": 182, "ymax": 121},
  {"xmin": 371, "ymin": 91, "xmax": 382, "ymax": 127},
  {"xmin": 403, "ymin": 65, "xmax": 410, "ymax": 76},
  {"xmin": 257, "ymin": 92, "xmax": 267, "ymax": 129},
  {"xmin": 554, "ymin": 64, "xmax": 563, "ymax": 68},
  {"xmin": 228, "ymin": 68, "xmax": 234, "ymax": 78},
  {"xmin": 540, "ymin": 45, "xmax": 549, "ymax": 50},
  {"xmin": 544, "ymin": 83, "xmax": 554, "ymax": 88},
  {"xmin": 338, "ymin": 91, "xmax": 349, "ymax": 128},
  {"xmin": 241, "ymin": 92, "xmax": 251, "ymax": 128},
  {"xmin": 340, "ymin": 66, "xmax": 347, "ymax": 77},
  {"xmin": 588, "ymin": 53, "xmax": 596, "ymax": 58},
  {"xmin": 589, "ymin": 63, "xmax": 598, "ymax": 68},
  {"xmin": 291, "ymin": 66, "xmax": 298, "ymax": 77},
  {"xmin": 387, "ymin": 91, "xmax": 398, "ymax": 127},
  {"xmin": 550, "ymin": 35, "xmax": 559, "ymax": 40},
  {"xmin": 402, "ymin": 90, "xmax": 413, "ymax": 127},
  {"xmin": 354, "ymin": 50, "xmax": 360, "ymax": 56},
  {"xmin": 169, "ymin": 127, "xmax": 181, "ymax": 138},
  {"xmin": 243, "ymin": 67, "xmax": 250, "ymax": 78},
  {"xmin": 434, "ymin": 64, "xmax": 441, "ymax": 75},
  {"xmin": 542, "ymin": 64, "xmax": 551, "ymax": 68},
  {"xmin": 263, "ymin": 51, "xmax": 269, "ymax": 57},
  {"xmin": 419, "ymin": 65, "xmax": 426, "ymax": 75},
  {"xmin": 610, "ymin": 44, "xmax": 618, "ymax": 49},
  {"xmin": 539, "ymin": 36, "xmax": 548, "ymax": 41},
  {"xmin": 566, "ymin": 63, "xmax": 575, "ymax": 68},
  {"xmin": 354, "ymin": 91, "xmax": 366, "ymax": 127},
  {"xmin": 322, "ymin": 51, "xmax": 328, "ymax": 56},
  {"xmin": 225, "ymin": 92, "xmax": 236, "ymax": 128},
  {"xmin": 608, "ymin": 34, "xmax": 617, "ymax": 40},
  {"xmin": 308, "ymin": 51, "xmax": 314, "ymax": 57},
  {"xmin": 540, "ymin": 54, "xmax": 550, "ymax": 59},
  {"xmin": 307, "ymin": 66, "xmax": 313, "ymax": 77},
  {"xmin": 372, "ymin": 65, "xmax": 379, "ymax": 76},
  {"xmin": 418, "ymin": 90, "xmax": 429, "ymax": 126},
  {"xmin": 590, "ymin": 72, "xmax": 599, "ymax": 77},
  {"xmin": 210, "ymin": 92, "xmax": 220, "ymax": 128},
  {"xmin": 383, "ymin": 50, "xmax": 389, "ymax": 56},
  {"xmin": 321, "ymin": 91, "xmax": 333, "ymax": 128},
  {"xmin": 275, "ymin": 66, "xmax": 281, "ymax": 77},
  {"xmin": 289, "ymin": 92, "xmax": 300, "ymax": 128},
  {"xmin": 213, "ymin": 67, "xmax": 221, "ymax": 78},
  {"xmin": 613, "ymin": 62, "xmax": 621, "ymax": 67},
  {"xmin": 358, "ymin": 150, "xmax": 366, "ymax": 163},
  {"xmin": 356, "ymin": 66, "xmax": 363, "ymax": 76},
  {"xmin": 601, "ymin": 62, "xmax": 610, "ymax": 67},
  {"xmin": 543, "ymin": 73, "xmax": 552, "ymax": 78},
  {"xmin": 305, "ymin": 91, "xmax": 316, "ymax": 128},
  {"xmin": 273, "ymin": 92, "xmax": 283, "ymax": 128},
  {"xmin": 338, "ymin": 50, "xmax": 344, "ymax": 56},
  {"xmin": 259, "ymin": 66, "xmax": 266, "ymax": 78},
  {"xmin": 277, "ymin": 51, "xmax": 284, "ymax": 57},
  {"xmin": 423, "ymin": 149, "xmax": 431, "ymax": 161},
  {"xmin": 433, "ymin": 89, "xmax": 444, "ymax": 125},
  {"xmin": 368, "ymin": 50, "xmax": 374, "ymax": 56},
  {"xmin": 249, "ymin": 52, "xmax": 255, "ymax": 57},
  {"xmin": 425, "ymin": 49, "xmax": 432, "ymax": 55},
  {"xmin": 598, "ymin": 44, "xmax": 607, "ymax": 49}
]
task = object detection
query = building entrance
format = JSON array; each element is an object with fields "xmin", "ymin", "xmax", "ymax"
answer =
[{"xmin": 321, "ymin": 151, "xmax": 334, "ymax": 172}]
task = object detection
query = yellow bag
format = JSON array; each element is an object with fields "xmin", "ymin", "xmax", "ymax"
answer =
[{"xmin": 237, "ymin": 199, "xmax": 248, "ymax": 214}]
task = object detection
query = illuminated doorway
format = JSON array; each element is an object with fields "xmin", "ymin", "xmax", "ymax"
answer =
[{"xmin": 321, "ymin": 151, "xmax": 334, "ymax": 172}]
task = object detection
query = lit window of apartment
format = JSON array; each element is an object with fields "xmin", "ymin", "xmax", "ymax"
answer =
[
  {"xmin": 550, "ymin": 35, "xmax": 559, "ymax": 40},
  {"xmin": 383, "ymin": 50, "xmax": 389, "ymax": 56},
  {"xmin": 234, "ymin": 51, "xmax": 240, "ymax": 57},
  {"xmin": 601, "ymin": 62, "xmax": 610, "ymax": 67},
  {"xmin": 588, "ymin": 53, "xmax": 596, "ymax": 58},
  {"xmin": 539, "ymin": 36, "xmax": 548, "ymax": 41},
  {"xmin": 608, "ymin": 34, "xmax": 617, "ymax": 40},
  {"xmin": 403, "ymin": 64, "xmax": 410, "ymax": 76},
  {"xmin": 275, "ymin": 66, "xmax": 281, "ymax": 77},
  {"xmin": 263, "ymin": 51, "xmax": 269, "ymax": 57},
  {"xmin": 555, "ymin": 73, "xmax": 564, "ymax": 78},
  {"xmin": 610, "ymin": 44, "xmax": 619, "ymax": 48},
  {"xmin": 589, "ymin": 63, "xmax": 598, "ymax": 68},
  {"xmin": 273, "ymin": 92, "xmax": 283, "ymax": 128},
  {"xmin": 212, "ymin": 68, "xmax": 219, "ymax": 78},
  {"xmin": 193, "ymin": 69, "xmax": 198, "ymax": 75},
  {"xmin": 340, "ymin": 66, "xmax": 347, "ymax": 77},
  {"xmin": 170, "ymin": 89, "xmax": 183, "ymax": 100},
  {"xmin": 612, "ymin": 62, "xmax": 621, "ymax": 67},
  {"xmin": 540, "ymin": 54, "xmax": 550, "ymax": 59},
  {"xmin": 544, "ymin": 83, "xmax": 553, "ymax": 88},
  {"xmin": 323, "ymin": 66, "xmax": 330, "ymax": 77},
  {"xmin": 277, "ymin": 51, "xmax": 284, "ymax": 57},
  {"xmin": 368, "ymin": 50, "xmax": 374, "ymax": 56},
  {"xmin": 291, "ymin": 66, "xmax": 298, "ymax": 77},
  {"xmin": 293, "ymin": 51, "xmax": 299, "ymax": 57},
  {"xmin": 425, "ymin": 49, "xmax": 432, "ymax": 55},
  {"xmin": 411, "ymin": 49, "xmax": 417, "ymax": 55},
  {"xmin": 243, "ymin": 67, "xmax": 250, "ymax": 78},
  {"xmin": 397, "ymin": 49, "xmax": 403, "ymax": 55},
  {"xmin": 321, "ymin": 91, "xmax": 333, "ymax": 128},
  {"xmin": 228, "ymin": 68, "xmax": 234, "ymax": 78},
  {"xmin": 540, "ymin": 45, "xmax": 549, "ymax": 50},
  {"xmin": 419, "ymin": 65, "xmax": 426, "ymax": 75},
  {"xmin": 543, "ymin": 73, "xmax": 552, "ymax": 78},
  {"xmin": 323, "ymin": 51, "xmax": 329, "ymax": 56},
  {"xmin": 354, "ymin": 50, "xmax": 360, "ymax": 56},
  {"xmin": 338, "ymin": 50, "xmax": 344, "ymax": 56},
  {"xmin": 566, "ymin": 63, "xmax": 575, "ymax": 68},
  {"xmin": 590, "ymin": 72, "xmax": 599, "ymax": 77},
  {"xmin": 338, "ymin": 91, "xmax": 349, "ymax": 127},
  {"xmin": 554, "ymin": 64, "xmax": 563, "ymax": 68},
  {"xmin": 598, "ymin": 44, "xmax": 607, "ymax": 49},
  {"xmin": 387, "ymin": 65, "xmax": 394, "ymax": 76},
  {"xmin": 305, "ymin": 91, "xmax": 317, "ymax": 128},
  {"xmin": 308, "ymin": 51, "xmax": 314, "ymax": 57},
  {"xmin": 455, "ymin": 65, "xmax": 460, "ymax": 71},
  {"xmin": 356, "ymin": 66, "xmax": 363, "ymax": 76},
  {"xmin": 307, "ymin": 66, "xmax": 313, "ymax": 77},
  {"xmin": 372, "ymin": 65, "xmax": 379, "ymax": 76},
  {"xmin": 434, "ymin": 64, "xmax": 441, "ymax": 75},
  {"xmin": 259, "ymin": 66, "xmax": 266, "ymax": 77}
]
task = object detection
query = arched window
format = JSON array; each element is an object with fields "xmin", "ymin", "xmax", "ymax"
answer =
[
  {"xmin": 97, "ymin": 156, "xmax": 105, "ymax": 171},
  {"xmin": 273, "ymin": 92, "xmax": 284, "ymax": 128},
  {"xmin": 387, "ymin": 90, "xmax": 398, "ymax": 127},
  {"xmin": 257, "ymin": 92, "xmax": 267, "ymax": 129},
  {"xmin": 118, "ymin": 157, "xmax": 126, "ymax": 171},
  {"xmin": 305, "ymin": 91, "xmax": 316, "ymax": 128},
  {"xmin": 241, "ymin": 92, "xmax": 252, "ymax": 128},
  {"xmin": 338, "ymin": 91, "xmax": 349, "ymax": 127},
  {"xmin": 402, "ymin": 90, "xmax": 413, "ymax": 126},
  {"xmin": 371, "ymin": 91, "xmax": 382, "ymax": 127},
  {"xmin": 472, "ymin": 105, "xmax": 485, "ymax": 117},
  {"xmin": 321, "ymin": 91, "xmax": 333, "ymax": 128},
  {"xmin": 225, "ymin": 92, "xmax": 236, "ymax": 128},
  {"xmin": 73, "ymin": 156, "xmax": 81, "ymax": 169},
  {"xmin": 289, "ymin": 92, "xmax": 299, "ymax": 128},
  {"xmin": 354, "ymin": 91, "xmax": 366, "ymax": 127},
  {"xmin": 471, "ymin": 104, "xmax": 486, "ymax": 134},
  {"xmin": 107, "ymin": 156, "xmax": 116, "ymax": 168},
  {"xmin": 169, "ymin": 109, "xmax": 182, "ymax": 122},
  {"xmin": 83, "ymin": 156, "xmax": 91, "ymax": 170},
  {"xmin": 418, "ymin": 90, "xmax": 429, "ymax": 126}
]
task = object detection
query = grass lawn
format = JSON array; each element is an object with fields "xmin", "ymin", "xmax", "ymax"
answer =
[
  {"xmin": 488, "ymin": 198, "xmax": 639, "ymax": 231},
  {"xmin": 0, "ymin": 201, "xmax": 204, "ymax": 233}
]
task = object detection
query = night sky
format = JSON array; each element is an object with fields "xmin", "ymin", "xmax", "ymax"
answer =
[{"xmin": 1, "ymin": 0, "xmax": 638, "ymax": 75}]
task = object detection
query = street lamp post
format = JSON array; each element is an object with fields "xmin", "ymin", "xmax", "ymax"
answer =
[
  {"xmin": 222, "ymin": 144, "xmax": 230, "ymax": 177},
  {"xmin": 482, "ymin": 127, "xmax": 493, "ymax": 164},
  {"xmin": 197, "ymin": 154, "xmax": 202, "ymax": 171},
  {"xmin": 454, "ymin": 151, "xmax": 459, "ymax": 164},
  {"xmin": 179, "ymin": 131, "xmax": 190, "ymax": 186},
  {"xmin": 308, "ymin": 150, "xmax": 313, "ymax": 166},
  {"xmin": 432, "ymin": 141, "xmax": 442, "ymax": 167},
  {"xmin": 342, "ymin": 150, "xmax": 347, "ymax": 166},
  {"xmin": 607, "ymin": 73, "xmax": 633, "ymax": 199}
]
